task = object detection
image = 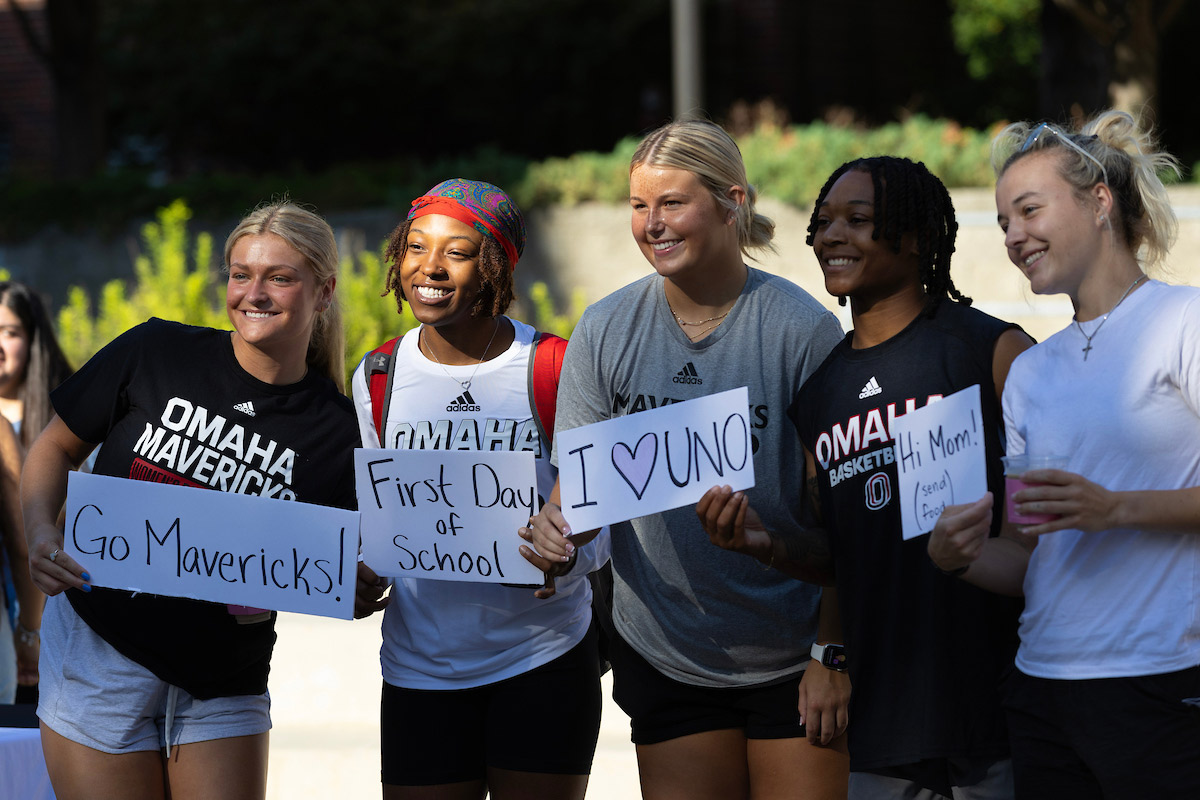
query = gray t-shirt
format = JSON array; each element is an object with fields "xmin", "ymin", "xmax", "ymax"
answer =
[{"xmin": 553, "ymin": 268, "xmax": 843, "ymax": 686}]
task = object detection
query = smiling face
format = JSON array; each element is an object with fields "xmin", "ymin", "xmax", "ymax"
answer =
[
  {"xmin": 629, "ymin": 165, "xmax": 739, "ymax": 280},
  {"xmin": 226, "ymin": 233, "xmax": 333, "ymax": 364},
  {"xmin": 398, "ymin": 213, "xmax": 486, "ymax": 330},
  {"xmin": 996, "ymin": 150, "xmax": 1105, "ymax": 296},
  {"xmin": 810, "ymin": 169, "xmax": 920, "ymax": 305},
  {"xmin": 0, "ymin": 305, "xmax": 29, "ymax": 400}
]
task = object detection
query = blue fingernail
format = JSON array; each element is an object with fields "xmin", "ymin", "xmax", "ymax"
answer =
[
  {"xmin": 81, "ymin": 572, "xmax": 91, "ymax": 581},
  {"xmin": 82, "ymin": 583, "xmax": 92, "ymax": 592}
]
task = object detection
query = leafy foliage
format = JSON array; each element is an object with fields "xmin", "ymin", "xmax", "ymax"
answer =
[{"xmin": 950, "ymin": 0, "xmax": 1041, "ymax": 81}]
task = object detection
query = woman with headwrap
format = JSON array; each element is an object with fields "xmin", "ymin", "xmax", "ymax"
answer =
[{"xmin": 351, "ymin": 179, "xmax": 607, "ymax": 800}]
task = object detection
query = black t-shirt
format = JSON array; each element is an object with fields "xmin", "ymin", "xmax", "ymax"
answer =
[
  {"xmin": 53, "ymin": 318, "xmax": 358, "ymax": 698},
  {"xmin": 794, "ymin": 301, "xmax": 1022, "ymax": 774}
]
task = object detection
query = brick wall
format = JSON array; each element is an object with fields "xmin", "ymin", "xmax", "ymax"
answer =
[{"xmin": 0, "ymin": 0, "xmax": 53, "ymax": 177}]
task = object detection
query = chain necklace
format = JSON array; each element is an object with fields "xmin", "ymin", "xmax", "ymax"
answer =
[
  {"xmin": 672, "ymin": 308, "xmax": 731, "ymax": 327},
  {"xmin": 1074, "ymin": 274, "xmax": 1144, "ymax": 361},
  {"xmin": 420, "ymin": 319, "xmax": 499, "ymax": 391}
]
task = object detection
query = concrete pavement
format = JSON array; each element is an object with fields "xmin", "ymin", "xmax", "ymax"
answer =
[{"xmin": 266, "ymin": 612, "xmax": 641, "ymax": 799}]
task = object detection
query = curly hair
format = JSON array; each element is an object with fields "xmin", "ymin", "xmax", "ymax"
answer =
[
  {"xmin": 381, "ymin": 219, "xmax": 515, "ymax": 319},
  {"xmin": 806, "ymin": 156, "xmax": 968, "ymax": 312}
]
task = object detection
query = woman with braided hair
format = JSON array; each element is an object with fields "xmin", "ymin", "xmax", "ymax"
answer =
[{"xmin": 707, "ymin": 156, "xmax": 1034, "ymax": 798}]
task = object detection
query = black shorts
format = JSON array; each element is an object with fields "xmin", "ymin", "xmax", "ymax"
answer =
[
  {"xmin": 380, "ymin": 623, "xmax": 602, "ymax": 786},
  {"xmin": 609, "ymin": 631, "xmax": 805, "ymax": 745},
  {"xmin": 1004, "ymin": 665, "xmax": 1200, "ymax": 799}
]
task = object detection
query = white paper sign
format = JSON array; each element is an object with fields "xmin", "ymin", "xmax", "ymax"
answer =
[
  {"xmin": 891, "ymin": 384, "xmax": 988, "ymax": 540},
  {"xmin": 556, "ymin": 387, "xmax": 756, "ymax": 531},
  {"xmin": 356, "ymin": 449, "xmax": 544, "ymax": 585},
  {"xmin": 64, "ymin": 472, "xmax": 358, "ymax": 619}
]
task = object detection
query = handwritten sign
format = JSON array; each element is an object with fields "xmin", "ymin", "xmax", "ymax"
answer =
[
  {"xmin": 355, "ymin": 450, "xmax": 544, "ymax": 585},
  {"xmin": 64, "ymin": 472, "xmax": 358, "ymax": 619},
  {"xmin": 556, "ymin": 387, "xmax": 755, "ymax": 531},
  {"xmin": 891, "ymin": 384, "xmax": 987, "ymax": 540}
]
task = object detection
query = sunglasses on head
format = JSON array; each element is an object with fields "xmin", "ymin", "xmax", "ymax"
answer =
[{"xmin": 1020, "ymin": 122, "xmax": 1110, "ymax": 186}]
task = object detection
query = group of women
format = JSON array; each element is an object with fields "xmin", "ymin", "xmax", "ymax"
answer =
[{"xmin": 11, "ymin": 105, "xmax": 1199, "ymax": 800}]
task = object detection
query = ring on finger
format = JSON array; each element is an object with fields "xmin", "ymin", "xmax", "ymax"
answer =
[{"xmin": 49, "ymin": 548, "xmax": 60, "ymax": 563}]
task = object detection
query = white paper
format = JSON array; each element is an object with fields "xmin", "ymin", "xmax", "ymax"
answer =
[
  {"xmin": 891, "ymin": 383, "xmax": 988, "ymax": 540},
  {"xmin": 65, "ymin": 472, "xmax": 358, "ymax": 619},
  {"xmin": 356, "ymin": 449, "xmax": 544, "ymax": 585},
  {"xmin": 556, "ymin": 387, "xmax": 756, "ymax": 531}
]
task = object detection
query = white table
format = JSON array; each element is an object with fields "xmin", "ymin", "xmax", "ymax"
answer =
[{"xmin": 0, "ymin": 727, "xmax": 55, "ymax": 799}]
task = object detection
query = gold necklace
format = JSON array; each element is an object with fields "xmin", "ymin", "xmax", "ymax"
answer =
[
  {"xmin": 420, "ymin": 320, "xmax": 500, "ymax": 391},
  {"xmin": 672, "ymin": 308, "xmax": 732, "ymax": 327}
]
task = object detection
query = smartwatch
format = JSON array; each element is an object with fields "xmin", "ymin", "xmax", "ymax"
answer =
[{"xmin": 810, "ymin": 642, "xmax": 848, "ymax": 672}]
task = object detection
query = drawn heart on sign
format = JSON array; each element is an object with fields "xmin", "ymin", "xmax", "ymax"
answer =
[{"xmin": 611, "ymin": 433, "xmax": 659, "ymax": 500}]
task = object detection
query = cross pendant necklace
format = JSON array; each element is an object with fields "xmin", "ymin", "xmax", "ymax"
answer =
[{"xmin": 1073, "ymin": 275, "xmax": 1144, "ymax": 361}]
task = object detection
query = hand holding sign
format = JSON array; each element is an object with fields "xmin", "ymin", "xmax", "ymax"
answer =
[{"xmin": 891, "ymin": 384, "xmax": 988, "ymax": 540}]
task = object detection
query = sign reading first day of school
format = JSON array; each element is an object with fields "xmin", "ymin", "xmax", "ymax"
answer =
[
  {"xmin": 890, "ymin": 383, "xmax": 988, "ymax": 540},
  {"xmin": 556, "ymin": 386, "xmax": 756, "ymax": 532},
  {"xmin": 64, "ymin": 471, "xmax": 359, "ymax": 619},
  {"xmin": 355, "ymin": 449, "xmax": 545, "ymax": 585}
]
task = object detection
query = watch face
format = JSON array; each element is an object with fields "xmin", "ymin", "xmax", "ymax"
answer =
[{"xmin": 824, "ymin": 645, "xmax": 847, "ymax": 671}]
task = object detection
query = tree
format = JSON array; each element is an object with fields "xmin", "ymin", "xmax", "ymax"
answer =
[
  {"xmin": 1049, "ymin": 0, "xmax": 1185, "ymax": 121},
  {"xmin": 4, "ymin": 0, "xmax": 106, "ymax": 179}
]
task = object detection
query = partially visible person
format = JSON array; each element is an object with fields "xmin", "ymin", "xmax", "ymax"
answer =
[
  {"xmin": 529, "ymin": 119, "xmax": 849, "ymax": 800},
  {"xmin": 352, "ymin": 178, "xmax": 608, "ymax": 800},
  {"xmin": 0, "ymin": 281, "xmax": 73, "ymax": 703},
  {"xmin": 931, "ymin": 110, "xmax": 1200, "ymax": 799},
  {"xmin": 21, "ymin": 201, "xmax": 359, "ymax": 800}
]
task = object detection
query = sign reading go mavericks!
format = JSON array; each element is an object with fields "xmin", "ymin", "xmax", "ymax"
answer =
[
  {"xmin": 355, "ymin": 450, "xmax": 544, "ymax": 585},
  {"xmin": 64, "ymin": 472, "xmax": 358, "ymax": 619},
  {"xmin": 556, "ymin": 387, "xmax": 756, "ymax": 531}
]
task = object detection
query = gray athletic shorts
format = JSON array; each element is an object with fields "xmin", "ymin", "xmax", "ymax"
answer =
[{"xmin": 37, "ymin": 594, "xmax": 271, "ymax": 754}]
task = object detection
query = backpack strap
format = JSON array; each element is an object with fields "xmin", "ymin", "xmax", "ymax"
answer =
[
  {"xmin": 366, "ymin": 336, "xmax": 403, "ymax": 446},
  {"xmin": 527, "ymin": 331, "xmax": 568, "ymax": 449}
]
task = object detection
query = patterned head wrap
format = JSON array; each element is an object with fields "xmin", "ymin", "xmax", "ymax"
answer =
[{"xmin": 406, "ymin": 178, "xmax": 526, "ymax": 269}]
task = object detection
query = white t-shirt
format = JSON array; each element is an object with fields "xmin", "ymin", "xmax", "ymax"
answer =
[
  {"xmin": 1003, "ymin": 280, "xmax": 1200, "ymax": 679},
  {"xmin": 351, "ymin": 318, "xmax": 607, "ymax": 689}
]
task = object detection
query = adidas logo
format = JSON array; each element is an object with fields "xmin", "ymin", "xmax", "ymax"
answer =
[
  {"xmin": 858, "ymin": 377, "xmax": 882, "ymax": 399},
  {"xmin": 233, "ymin": 401, "xmax": 256, "ymax": 417},
  {"xmin": 672, "ymin": 362, "xmax": 703, "ymax": 385},
  {"xmin": 446, "ymin": 390, "xmax": 481, "ymax": 412}
]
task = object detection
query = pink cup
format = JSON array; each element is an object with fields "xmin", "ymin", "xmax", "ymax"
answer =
[{"xmin": 1002, "ymin": 455, "xmax": 1068, "ymax": 525}]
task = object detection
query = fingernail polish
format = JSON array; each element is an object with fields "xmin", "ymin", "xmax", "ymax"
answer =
[
  {"xmin": 81, "ymin": 572, "xmax": 91, "ymax": 582},
  {"xmin": 82, "ymin": 583, "xmax": 92, "ymax": 593}
]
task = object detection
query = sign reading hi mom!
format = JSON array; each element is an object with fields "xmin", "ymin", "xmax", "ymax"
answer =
[
  {"xmin": 355, "ymin": 450, "xmax": 544, "ymax": 585},
  {"xmin": 64, "ymin": 472, "xmax": 358, "ymax": 619},
  {"xmin": 556, "ymin": 387, "xmax": 756, "ymax": 531},
  {"xmin": 891, "ymin": 383, "xmax": 988, "ymax": 540}
]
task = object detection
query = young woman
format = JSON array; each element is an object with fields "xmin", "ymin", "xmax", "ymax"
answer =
[
  {"xmin": 0, "ymin": 281, "xmax": 74, "ymax": 703},
  {"xmin": 21, "ymin": 202, "xmax": 360, "ymax": 800},
  {"xmin": 930, "ymin": 110, "xmax": 1200, "ymax": 797},
  {"xmin": 529, "ymin": 119, "xmax": 849, "ymax": 799},
  {"xmin": 350, "ymin": 178, "xmax": 607, "ymax": 800},
  {"xmin": 789, "ymin": 157, "xmax": 1029, "ymax": 798}
]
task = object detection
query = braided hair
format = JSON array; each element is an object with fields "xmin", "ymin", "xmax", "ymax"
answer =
[{"xmin": 806, "ymin": 156, "xmax": 968, "ymax": 311}]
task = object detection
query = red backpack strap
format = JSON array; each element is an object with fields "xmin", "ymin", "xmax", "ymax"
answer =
[
  {"xmin": 366, "ymin": 336, "xmax": 403, "ymax": 445},
  {"xmin": 528, "ymin": 331, "xmax": 567, "ymax": 449}
]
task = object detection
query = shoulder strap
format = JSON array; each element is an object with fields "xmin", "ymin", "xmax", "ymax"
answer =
[
  {"xmin": 527, "ymin": 331, "xmax": 568, "ymax": 449},
  {"xmin": 367, "ymin": 336, "xmax": 403, "ymax": 445}
]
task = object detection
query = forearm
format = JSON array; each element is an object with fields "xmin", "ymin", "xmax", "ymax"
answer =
[
  {"xmin": 1110, "ymin": 487, "xmax": 1200, "ymax": 535},
  {"xmin": 959, "ymin": 535, "xmax": 1030, "ymax": 597},
  {"xmin": 767, "ymin": 525, "xmax": 836, "ymax": 586},
  {"xmin": 20, "ymin": 433, "xmax": 75, "ymax": 544}
]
